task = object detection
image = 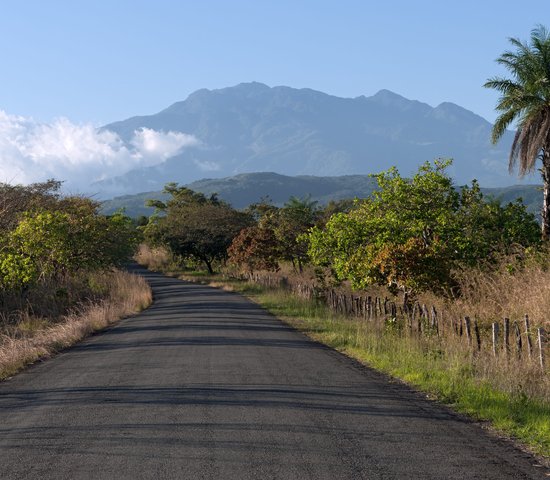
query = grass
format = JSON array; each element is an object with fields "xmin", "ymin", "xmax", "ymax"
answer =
[{"xmin": 0, "ymin": 270, "xmax": 152, "ymax": 380}]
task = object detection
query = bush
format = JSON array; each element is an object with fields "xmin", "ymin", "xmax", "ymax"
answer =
[{"xmin": 306, "ymin": 160, "xmax": 540, "ymax": 295}]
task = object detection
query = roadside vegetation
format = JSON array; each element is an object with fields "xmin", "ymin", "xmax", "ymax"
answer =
[
  {"xmin": 0, "ymin": 180, "xmax": 151, "ymax": 379},
  {"xmin": 138, "ymin": 156, "xmax": 549, "ymax": 458}
]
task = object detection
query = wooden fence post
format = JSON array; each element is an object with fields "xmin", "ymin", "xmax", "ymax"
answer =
[
  {"xmin": 421, "ymin": 304, "xmax": 428, "ymax": 318},
  {"xmin": 405, "ymin": 302, "xmax": 412, "ymax": 331},
  {"xmin": 537, "ymin": 328, "xmax": 546, "ymax": 370},
  {"xmin": 418, "ymin": 304, "xmax": 427, "ymax": 334},
  {"xmin": 430, "ymin": 306, "xmax": 438, "ymax": 334},
  {"xmin": 524, "ymin": 314, "xmax": 533, "ymax": 359},
  {"xmin": 492, "ymin": 322, "xmax": 499, "ymax": 356},
  {"xmin": 411, "ymin": 302, "xmax": 418, "ymax": 332},
  {"xmin": 367, "ymin": 296, "xmax": 372, "ymax": 320},
  {"xmin": 503, "ymin": 318, "xmax": 510, "ymax": 356},
  {"xmin": 473, "ymin": 320, "xmax": 481, "ymax": 351},
  {"xmin": 464, "ymin": 317, "xmax": 472, "ymax": 346},
  {"xmin": 514, "ymin": 321, "xmax": 522, "ymax": 358}
]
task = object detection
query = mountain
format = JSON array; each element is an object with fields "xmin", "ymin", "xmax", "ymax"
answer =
[
  {"xmin": 100, "ymin": 171, "xmax": 542, "ymax": 219},
  {"xmin": 96, "ymin": 82, "xmax": 523, "ymax": 197},
  {"xmin": 100, "ymin": 172, "xmax": 378, "ymax": 216},
  {"xmin": 481, "ymin": 184, "xmax": 542, "ymax": 216}
]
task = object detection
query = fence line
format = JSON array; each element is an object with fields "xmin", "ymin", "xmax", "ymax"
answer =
[{"xmin": 245, "ymin": 271, "xmax": 548, "ymax": 370}]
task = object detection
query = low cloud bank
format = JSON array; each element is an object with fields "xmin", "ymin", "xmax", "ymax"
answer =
[{"xmin": 0, "ymin": 111, "xmax": 198, "ymax": 193}]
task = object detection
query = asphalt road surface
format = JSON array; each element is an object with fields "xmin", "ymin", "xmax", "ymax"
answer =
[{"xmin": 0, "ymin": 266, "xmax": 546, "ymax": 479}]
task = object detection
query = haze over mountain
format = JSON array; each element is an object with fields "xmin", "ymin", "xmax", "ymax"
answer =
[
  {"xmin": 96, "ymin": 82, "xmax": 522, "ymax": 197},
  {"xmin": 100, "ymin": 171, "xmax": 542, "ymax": 220}
]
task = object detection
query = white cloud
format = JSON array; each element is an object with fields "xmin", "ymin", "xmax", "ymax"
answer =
[
  {"xmin": 193, "ymin": 158, "xmax": 220, "ymax": 172},
  {"xmin": 0, "ymin": 110, "xmax": 198, "ymax": 192},
  {"xmin": 130, "ymin": 128, "xmax": 199, "ymax": 160}
]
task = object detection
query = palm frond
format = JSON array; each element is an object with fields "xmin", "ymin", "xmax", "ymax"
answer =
[
  {"xmin": 531, "ymin": 25, "xmax": 550, "ymax": 49},
  {"xmin": 509, "ymin": 128, "xmax": 524, "ymax": 172},
  {"xmin": 508, "ymin": 36, "xmax": 530, "ymax": 55},
  {"xmin": 486, "ymin": 25, "xmax": 550, "ymax": 181},
  {"xmin": 484, "ymin": 77, "xmax": 522, "ymax": 94},
  {"xmin": 510, "ymin": 110, "xmax": 549, "ymax": 176},
  {"xmin": 518, "ymin": 123, "xmax": 538, "ymax": 176},
  {"xmin": 526, "ymin": 113, "xmax": 550, "ymax": 169},
  {"xmin": 491, "ymin": 109, "xmax": 517, "ymax": 143}
]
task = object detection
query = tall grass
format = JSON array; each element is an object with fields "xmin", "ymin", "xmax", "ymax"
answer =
[
  {"xmin": 408, "ymin": 259, "xmax": 550, "ymax": 403},
  {"xmin": 0, "ymin": 270, "xmax": 152, "ymax": 380},
  {"xmin": 134, "ymin": 244, "xmax": 175, "ymax": 272},
  {"xmin": 449, "ymin": 257, "xmax": 550, "ymax": 327}
]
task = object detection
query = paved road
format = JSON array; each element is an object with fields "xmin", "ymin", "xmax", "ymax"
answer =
[{"xmin": 0, "ymin": 267, "xmax": 546, "ymax": 479}]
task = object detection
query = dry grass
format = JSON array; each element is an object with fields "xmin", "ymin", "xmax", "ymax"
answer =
[
  {"xmin": 246, "ymin": 265, "xmax": 550, "ymax": 402},
  {"xmin": 449, "ymin": 259, "xmax": 550, "ymax": 329},
  {"xmin": 0, "ymin": 270, "xmax": 152, "ymax": 380},
  {"xmin": 246, "ymin": 258, "xmax": 550, "ymax": 400},
  {"xmin": 134, "ymin": 243, "xmax": 175, "ymax": 271},
  {"xmin": 436, "ymin": 261, "xmax": 550, "ymax": 404}
]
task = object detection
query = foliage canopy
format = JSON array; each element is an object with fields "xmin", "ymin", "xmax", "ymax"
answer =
[
  {"xmin": 144, "ymin": 184, "xmax": 252, "ymax": 273},
  {"xmin": 306, "ymin": 160, "xmax": 540, "ymax": 294},
  {"xmin": 0, "ymin": 181, "xmax": 138, "ymax": 290}
]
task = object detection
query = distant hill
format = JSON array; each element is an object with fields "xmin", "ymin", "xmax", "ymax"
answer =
[
  {"xmin": 481, "ymin": 184, "xmax": 542, "ymax": 217},
  {"xmin": 100, "ymin": 172, "xmax": 542, "ymax": 219},
  {"xmin": 94, "ymin": 82, "xmax": 527, "ymax": 197},
  {"xmin": 100, "ymin": 172, "xmax": 377, "ymax": 216}
]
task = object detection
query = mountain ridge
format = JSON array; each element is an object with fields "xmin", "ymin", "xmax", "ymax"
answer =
[
  {"xmin": 96, "ymin": 82, "xmax": 527, "ymax": 197},
  {"xmin": 100, "ymin": 171, "xmax": 542, "ymax": 219}
]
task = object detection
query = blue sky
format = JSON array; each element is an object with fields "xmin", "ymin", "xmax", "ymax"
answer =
[{"xmin": 0, "ymin": 0, "xmax": 547, "ymax": 125}]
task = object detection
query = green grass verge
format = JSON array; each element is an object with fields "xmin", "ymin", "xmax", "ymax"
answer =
[{"xmin": 175, "ymin": 271, "xmax": 549, "ymax": 459}]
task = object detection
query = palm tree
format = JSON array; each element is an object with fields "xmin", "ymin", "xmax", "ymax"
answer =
[{"xmin": 484, "ymin": 25, "xmax": 550, "ymax": 240}]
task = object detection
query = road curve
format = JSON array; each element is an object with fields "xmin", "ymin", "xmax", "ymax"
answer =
[{"xmin": 0, "ymin": 266, "xmax": 546, "ymax": 479}]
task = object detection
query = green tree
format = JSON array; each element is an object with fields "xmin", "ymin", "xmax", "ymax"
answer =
[
  {"xmin": 318, "ymin": 198, "xmax": 356, "ymax": 226},
  {"xmin": 145, "ymin": 185, "xmax": 252, "ymax": 274},
  {"xmin": 99, "ymin": 210, "xmax": 141, "ymax": 267},
  {"xmin": 484, "ymin": 25, "xmax": 550, "ymax": 239},
  {"xmin": 0, "ymin": 179, "xmax": 62, "ymax": 231},
  {"xmin": 274, "ymin": 195, "xmax": 320, "ymax": 272},
  {"xmin": 306, "ymin": 160, "xmax": 540, "ymax": 295},
  {"xmin": 8, "ymin": 210, "xmax": 76, "ymax": 283},
  {"xmin": 0, "ymin": 205, "xmax": 139, "ymax": 290}
]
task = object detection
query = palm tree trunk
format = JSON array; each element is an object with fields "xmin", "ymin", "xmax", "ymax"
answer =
[{"xmin": 542, "ymin": 148, "xmax": 550, "ymax": 241}]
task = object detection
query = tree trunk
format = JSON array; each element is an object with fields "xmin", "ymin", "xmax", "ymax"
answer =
[
  {"xmin": 203, "ymin": 258, "xmax": 214, "ymax": 275},
  {"xmin": 542, "ymin": 149, "xmax": 550, "ymax": 241}
]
